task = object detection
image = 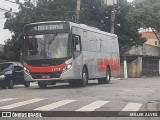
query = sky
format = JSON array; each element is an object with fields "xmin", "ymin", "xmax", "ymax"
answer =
[{"xmin": 0, "ymin": 0, "xmax": 133, "ymax": 45}]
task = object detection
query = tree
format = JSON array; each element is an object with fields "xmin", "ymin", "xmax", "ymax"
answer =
[
  {"xmin": 5, "ymin": 51, "xmax": 17, "ymax": 61},
  {"xmin": 80, "ymin": 0, "xmax": 113, "ymax": 32},
  {"xmin": 4, "ymin": 0, "xmax": 76, "ymax": 61},
  {"xmin": 115, "ymin": 0, "xmax": 146, "ymax": 54},
  {"xmin": 3, "ymin": 0, "xmax": 145, "ymax": 59},
  {"xmin": 80, "ymin": 0, "xmax": 146, "ymax": 54},
  {"xmin": 0, "ymin": 51, "xmax": 6, "ymax": 60},
  {"xmin": 127, "ymin": 0, "xmax": 160, "ymax": 37}
]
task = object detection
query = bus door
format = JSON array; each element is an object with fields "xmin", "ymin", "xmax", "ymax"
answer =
[
  {"xmin": 72, "ymin": 27, "xmax": 83, "ymax": 79},
  {"xmin": 95, "ymin": 33, "xmax": 104, "ymax": 77}
]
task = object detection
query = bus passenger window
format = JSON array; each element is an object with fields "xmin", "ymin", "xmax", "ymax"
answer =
[{"xmin": 72, "ymin": 35, "xmax": 81, "ymax": 51}]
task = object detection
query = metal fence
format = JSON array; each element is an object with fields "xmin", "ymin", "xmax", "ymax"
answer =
[{"xmin": 142, "ymin": 58, "xmax": 159, "ymax": 76}]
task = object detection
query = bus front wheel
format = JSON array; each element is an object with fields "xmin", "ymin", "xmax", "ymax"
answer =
[
  {"xmin": 24, "ymin": 82, "xmax": 30, "ymax": 87},
  {"xmin": 38, "ymin": 82, "xmax": 47, "ymax": 88},
  {"xmin": 79, "ymin": 67, "xmax": 88, "ymax": 87}
]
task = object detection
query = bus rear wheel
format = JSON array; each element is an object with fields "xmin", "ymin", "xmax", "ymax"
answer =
[
  {"xmin": 98, "ymin": 67, "xmax": 111, "ymax": 84},
  {"xmin": 38, "ymin": 82, "xmax": 47, "ymax": 88}
]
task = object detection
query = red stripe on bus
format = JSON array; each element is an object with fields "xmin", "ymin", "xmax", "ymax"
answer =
[
  {"xmin": 99, "ymin": 59, "xmax": 120, "ymax": 72},
  {"xmin": 26, "ymin": 63, "xmax": 67, "ymax": 73}
]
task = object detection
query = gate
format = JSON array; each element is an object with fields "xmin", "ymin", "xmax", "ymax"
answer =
[{"xmin": 142, "ymin": 58, "xmax": 159, "ymax": 76}]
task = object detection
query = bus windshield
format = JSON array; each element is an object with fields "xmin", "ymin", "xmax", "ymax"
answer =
[{"xmin": 24, "ymin": 33, "xmax": 69, "ymax": 60}]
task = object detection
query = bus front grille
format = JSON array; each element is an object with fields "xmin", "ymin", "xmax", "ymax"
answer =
[{"xmin": 30, "ymin": 72, "xmax": 62, "ymax": 79}]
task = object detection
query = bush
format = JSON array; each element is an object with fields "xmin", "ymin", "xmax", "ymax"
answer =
[
  {"xmin": 5, "ymin": 51, "xmax": 17, "ymax": 61},
  {"xmin": 0, "ymin": 51, "xmax": 6, "ymax": 60}
]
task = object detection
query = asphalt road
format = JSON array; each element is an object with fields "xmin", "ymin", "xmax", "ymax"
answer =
[{"xmin": 0, "ymin": 77, "xmax": 160, "ymax": 120}]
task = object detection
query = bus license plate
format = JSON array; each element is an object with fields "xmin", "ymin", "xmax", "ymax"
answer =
[{"xmin": 42, "ymin": 74, "xmax": 50, "ymax": 79}]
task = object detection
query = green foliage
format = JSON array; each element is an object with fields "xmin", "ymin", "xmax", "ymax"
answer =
[
  {"xmin": 80, "ymin": 0, "xmax": 105, "ymax": 29},
  {"xmin": 5, "ymin": 51, "xmax": 17, "ymax": 61},
  {"xmin": 3, "ymin": 0, "xmax": 146, "ymax": 57},
  {"xmin": 80, "ymin": 0, "xmax": 146, "ymax": 53},
  {"xmin": 115, "ymin": 0, "xmax": 146, "ymax": 53},
  {"xmin": 0, "ymin": 51, "xmax": 6, "ymax": 60},
  {"xmin": 127, "ymin": 0, "xmax": 160, "ymax": 32}
]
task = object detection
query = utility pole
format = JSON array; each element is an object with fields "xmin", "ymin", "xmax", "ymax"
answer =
[
  {"xmin": 102, "ymin": 0, "xmax": 117, "ymax": 33},
  {"xmin": 76, "ymin": 0, "xmax": 81, "ymax": 23},
  {"xmin": 111, "ymin": 4, "xmax": 115, "ymax": 34}
]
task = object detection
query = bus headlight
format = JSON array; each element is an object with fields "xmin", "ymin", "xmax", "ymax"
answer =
[
  {"xmin": 62, "ymin": 63, "xmax": 72, "ymax": 73},
  {"xmin": 0, "ymin": 75, "xmax": 5, "ymax": 80},
  {"xmin": 24, "ymin": 67, "xmax": 30, "ymax": 74}
]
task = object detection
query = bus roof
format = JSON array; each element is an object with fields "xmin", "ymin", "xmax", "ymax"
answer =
[
  {"xmin": 70, "ymin": 22, "xmax": 117, "ymax": 37},
  {"xmin": 25, "ymin": 21, "xmax": 117, "ymax": 37},
  {"xmin": 26, "ymin": 21, "xmax": 68, "ymax": 25}
]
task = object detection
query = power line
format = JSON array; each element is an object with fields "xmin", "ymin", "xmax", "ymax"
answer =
[
  {"xmin": 2, "ymin": 0, "xmax": 17, "ymax": 4},
  {"xmin": 0, "ymin": 8, "xmax": 10, "ymax": 12},
  {"xmin": 0, "ymin": 7, "xmax": 18, "ymax": 14},
  {"xmin": 0, "ymin": 16, "xmax": 5, "ymax": 19},
  {"xmin": 2, "ymin": 0, "xmax": 76, "ymax": 13},
  {"xmin": 0, "ymin": 7, "xmax": 76, "ymax": 21},
  {"xmin": 35, "ymin": 7, "xmax": 76, "ymax": 13}
]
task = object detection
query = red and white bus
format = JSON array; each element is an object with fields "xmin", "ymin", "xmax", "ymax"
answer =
[{"xmin": 20, "ymin": 21, "xmax": 120, "ymax": 88}]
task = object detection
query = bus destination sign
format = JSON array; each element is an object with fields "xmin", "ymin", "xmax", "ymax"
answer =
[
  {"xmin": 24, "ymin": 22, "xmax": 70, "ymax": 34},
  {"xmin": 33, "ymin": 24, "xmax": 64, "ymax": 31}
]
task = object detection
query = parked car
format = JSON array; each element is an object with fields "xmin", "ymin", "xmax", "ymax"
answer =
[{"xmin": 0, "ymin": 62, "xmax": 30, "ymax": 89}]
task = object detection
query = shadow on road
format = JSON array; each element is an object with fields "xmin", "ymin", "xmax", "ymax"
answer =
[
  {"xmin": 0, "ymin": 80, "xmax": 115, "ymax": 90},
  {"xmin": 27, "ymin": 82, "xmax": 113, "ymax": 90}
]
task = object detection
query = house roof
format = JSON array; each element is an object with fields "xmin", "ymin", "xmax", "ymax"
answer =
[{"xmin": 141, "ymin": 32, "xmax": 160, "ymax": 39}]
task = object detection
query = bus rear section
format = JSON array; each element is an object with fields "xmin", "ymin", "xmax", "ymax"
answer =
[{"xmin": 20, "ymin": 21, "xmax": 120, "ymax": 88}]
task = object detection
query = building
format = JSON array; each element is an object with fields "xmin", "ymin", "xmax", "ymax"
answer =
[
  {"xmin": 120, "ymin": 32, "xmax": 160, "ymax": 78},
  {"xmin": 141, "ymin": 32, "xmax": 160, "ymax": 47}
]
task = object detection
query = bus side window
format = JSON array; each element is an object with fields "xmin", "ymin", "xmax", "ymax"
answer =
[{"xmin": 72, "ymin": 35, "xmax": 81, "ymax": 51}]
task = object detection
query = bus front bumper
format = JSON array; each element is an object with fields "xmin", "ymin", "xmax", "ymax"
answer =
[{"xmin": 24, "ymin": 68, "xmax": 74, "ymax": 82}]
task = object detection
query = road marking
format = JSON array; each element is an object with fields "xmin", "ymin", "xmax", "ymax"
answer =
[
  {"xmin": 122, "ymin": 103, "xmax": 142, "ymax": 111},
  {"xmin": 76, "ymin": 101, "xmax": 109, "ymax": 111},
  {"xmin": 111, "ymin": 77, "xmax": 123, "ymax": 80},
  {"xmin": 0, "ymin": 98, "xmax": 17, "ymax": 103},
  {"xmin": 34, "ymin": 99, "xmax": 76, "ymax": 111},
  {"xmin": 0, "ymin": 98, "xmax": 44, "ymax": 109}
]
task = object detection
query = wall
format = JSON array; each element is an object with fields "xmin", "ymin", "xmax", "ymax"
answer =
[
  {"xmin": 127, "ymin": 57, "xmax": 142, "ymax": 78},
  {"xmin": 145, "ymin": 39, "xmax": 159, "ymax": 47},
  {"xmin": 120, "ymin": 42, "xmax": 160, "ymax": 78},
  {"xmin": 119, "ymin": 63, "xmax": 124, "ymax": 78},
  {"xmin": 120, "ymin": 57, "xmax": 142, "ymax": 78},
  {"xmin": 126, "ymin": 44, "xmax": 160, "ymax": 56}
]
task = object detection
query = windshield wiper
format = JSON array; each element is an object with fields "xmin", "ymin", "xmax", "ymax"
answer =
[
  {"xmin": 44, "ymin": 33, "xmax": 58, "ymax": 59},
  {"xmin": 48, "ymin": 32, "xmax": 58, "ymax": 44}
]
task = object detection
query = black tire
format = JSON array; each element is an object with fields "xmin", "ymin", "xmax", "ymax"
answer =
[
  {"xmin": 38, "ymin": 82, "xmax": 47, "ymax": 88},
  {"xmin": 79, "ymin": 67, "xmax": 88, "ymax": 87},
  {"xmin": 1, "ymin": 81, "xmax": 7, "ymax": 89},
  {"xmin": 24, "ymin": 82, "xmax": 30, "ymax": 87},
  {"xmin": 7, "ymin": 79, "xmax": 14, "ymax": 89},
  {"xmin": 98, "ymin": 67, "xmax": 111, "ymax": 84}
]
